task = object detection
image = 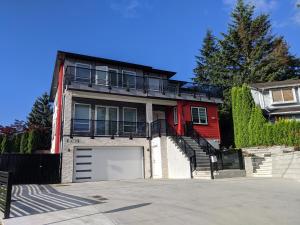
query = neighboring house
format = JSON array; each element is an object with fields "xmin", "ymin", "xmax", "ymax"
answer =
[
  {"xmin": 250, "ymin": 79, "xmax": 300, "ymax": 121},
  {"xmin": 50, "ymin": 51, "xmax": 223, "ymax": 183}
]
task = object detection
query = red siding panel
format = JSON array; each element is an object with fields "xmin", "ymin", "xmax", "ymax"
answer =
[{"xmin": 166, "ymin": 100, "xmax": 220, "ymax": 140}]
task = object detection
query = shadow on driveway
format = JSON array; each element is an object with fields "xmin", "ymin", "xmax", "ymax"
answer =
[{"xmin": 10, "ymin": 185, "xmax": 104, "ymax": 218}]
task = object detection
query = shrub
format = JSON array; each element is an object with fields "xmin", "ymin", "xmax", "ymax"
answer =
[
  {"xmin": 27, "ymin": 129, "xmax": 40, "ymax": 154},
  {"xmin": 232, "ymin": 85, "xmax": 300, "ymax": 147},
  {"xmin": 1, "ymin": 135, "xmax": 10, "ymax": 154},
  {"xmin": 20, "ymin": 132, "xmax": 29, "ymax": 153}
]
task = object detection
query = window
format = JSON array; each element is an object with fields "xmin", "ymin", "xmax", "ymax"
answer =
[
  {"xmin": 123, "ymin": 107, "xmax": 137, "ymax": 133},
  {"xmin": 73, "ymin": 104, "xmax": 91, "ymax": 131},
  {"xmin": 148, "ymin": 77, "xmax": 160, "ymax": 91},
  {"xmin": 271, "ymin": 88, "xmax": 295, "ymax": 104},
  {"xmin": 173, "ymin": 107, "xmax": 178, "ymax": 124},
  {"xmin": 191, "ymin": 107, "xmax": 207, "ymax": 125},
  {"xmin": 122, "ymin": 70, "xmax": 136, "ymax": 89},
  {"xmin": 95, "ymin": 67, "xmax": 119, "ymax": 87},
  {"xmin": 75, "ymin": 63, "xmax": 91, "ymax": 83},
  {"xmin": 95, "ymin": 106, "xmax": 118, "ymax": 135}
]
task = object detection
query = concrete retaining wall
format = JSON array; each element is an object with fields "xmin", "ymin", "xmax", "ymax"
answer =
[{"xmin": 243, "ymin": 146, "xmax": 300, "ymax": 181}]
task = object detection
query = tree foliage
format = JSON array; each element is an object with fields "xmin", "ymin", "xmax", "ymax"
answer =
[
  {"xmin": 194, "ymin": 0, "xmax": 300, "ymax": 146},
  {"xmin": 232, "ymin": 85, "xmax": 300, "ymax": 147},
  {"xmin": 1, "ymin": 135, "xmax": 10, "ymax": 154},
  {"xmin": 20, "ymin": 132, "xmax": 29, "ymax": 154},
  {"xmin": 27, "ymin": 130, "xmax": 40, "ymax": 154},
  {"xmin": 27, "ymin": 92, "xmax": 53, "ymax": 128}
]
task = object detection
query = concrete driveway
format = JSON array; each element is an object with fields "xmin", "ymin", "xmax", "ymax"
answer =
[{"xmin": 4, "ymin": 178, "xmax": 300, "ymax": 225}]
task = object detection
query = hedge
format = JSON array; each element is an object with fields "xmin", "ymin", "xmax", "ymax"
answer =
[{"xmin": 232, "ymin": 85, "xmax": 300, "ymax": 148}]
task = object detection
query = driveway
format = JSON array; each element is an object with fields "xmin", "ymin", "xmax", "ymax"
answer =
[{"xmin": 4, "ymin": 178, "xmax": 300, "ymax": 225}]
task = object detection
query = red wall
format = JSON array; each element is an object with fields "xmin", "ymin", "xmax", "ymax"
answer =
[{"xmin": 166, "ymin": 100, "xmax": 220, "ymax": 140}]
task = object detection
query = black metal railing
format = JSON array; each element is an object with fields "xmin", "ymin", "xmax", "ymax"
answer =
[
  {"xmin": 71, "ymin": 119, "xmax": 149, "ymax": 138},
  {"xmin": 215, "ymin": 149, "xmax": 244, "ymax": 170},
  {"xmin": 64, "ymin": 66, "xmax": 223, "ymax": 99},
  {"xmin": 0, "ymin": 171, "xmax": 12, "ymax": 219},
  {"xmin": 185, "ymin": 121, "xmax": 218, "ymax": 156}
]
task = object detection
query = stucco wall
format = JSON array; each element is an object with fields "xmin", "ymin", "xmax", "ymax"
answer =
[{"xmin": 166, "ymin": 138, "xmax": 191, "ymax": 179}]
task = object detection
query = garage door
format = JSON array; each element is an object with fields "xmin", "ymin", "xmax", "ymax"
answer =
[{"xmin": 74, "ymin": 147, "xmax": 144, "ymax": 182}]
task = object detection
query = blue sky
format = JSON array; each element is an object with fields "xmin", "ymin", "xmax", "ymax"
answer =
[{"xmin": 0, "ymin": 0, "xmax": 299, "ymax": 125}]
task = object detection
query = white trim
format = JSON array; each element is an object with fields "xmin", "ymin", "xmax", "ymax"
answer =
[
  {"xmin": 123, "ymin": 107, "xmax": 137, "ymax": 133},
  {"xmin": 270, "ymin": 88, "xmax": 297, "ymax": 105},
  {"xmin": 191, "ymin": 107, "xmax": 208, "ymax": 125},
  {"xmin": 122, "ymin": 70, "xmax": 136, "ymax": 89},
  {"xmin": 95, "ymin": 105, "xmax": 119, "ymax": 136},
  {"xmin": 74, "ymin": 63, "xmax": 91, "ymax": 82},
  {"xmin": 173, "ymin": 107, "xmax": 178, "ymax": 125},
  {"xmin": 73, "ymin": 103, "xmax": 92, "ymax": 132}
]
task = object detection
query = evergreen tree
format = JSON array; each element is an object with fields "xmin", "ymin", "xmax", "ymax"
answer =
[
  {"xmin": 27, "ymin": 130, "xmax": 40, "ymax": 153},
  {"xmin": 194, "ymin": 29, "xmax": 219, "ymax": 84},
  {"xmin": 27, "ymin": 93, "xmax": 53, "ymax": 128},
  {"xmin": 248, "ymin": 106, "xmax": 266, "ymax": 146},
  {"xmin": 1, "ymin": 135, "xmax": 10, "ymax": 154},
  {"xmin": 194, "ymin": 0, "xmax": 300, "ymax": 146},
  {"xmin": 20, "ymin": 132, "xmax": 29, "ymax": 153},
  {"xmin": 13, "ymin": 133, "xmax": 22, "ymax": 153}
]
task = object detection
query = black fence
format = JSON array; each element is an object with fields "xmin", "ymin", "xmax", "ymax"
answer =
[
  {"xmin": 0, "ymin": 171, "xmax": 12, "ymax": 219},
  {"xmin": 0, "ymin": 154, "xmax": 62, "ymax": 184},
  {"xmin": 215, "ymin": 149, "xmax": 244, "ymax": 170}
]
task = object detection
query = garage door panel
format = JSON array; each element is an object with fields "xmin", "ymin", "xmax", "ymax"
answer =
[{"xmin": 74, "ymin": 147, "xmax": 143, "ymax": 182}]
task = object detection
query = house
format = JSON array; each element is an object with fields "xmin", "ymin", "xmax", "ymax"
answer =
[
  {"xmin": 250, "ymin": 79, "xmax": 300, "ymax": 121},
  {"xmin": 50, "ymin": 51, "xmax": 223, "ymax": 183}
]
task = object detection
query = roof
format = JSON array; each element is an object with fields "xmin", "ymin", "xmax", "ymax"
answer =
[
  {"xmin": 268, "ymin": 106, "xmax": 300, "ymax": 115},
  {"xmin": 50, "ymin": 51, "xmax": 177, "ymax": 101},
  {"xmin": 250, "ymin": 79, "xmax": 300, "ymax": 90}
]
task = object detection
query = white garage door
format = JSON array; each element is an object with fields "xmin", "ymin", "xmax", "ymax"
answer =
[{"xmin": 74, "ymin": 146, "xmax": 144, "ymax": 182}]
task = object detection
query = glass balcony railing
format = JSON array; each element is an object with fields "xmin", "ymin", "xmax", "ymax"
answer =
[{"xmin": 64, "ymin": 66, "xmax": 223, "ymax": 99}]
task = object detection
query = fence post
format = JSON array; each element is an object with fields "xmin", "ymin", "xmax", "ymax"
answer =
[{"xmin": 4, "ymin": 172, "xmax": 12, "ymax": 219}]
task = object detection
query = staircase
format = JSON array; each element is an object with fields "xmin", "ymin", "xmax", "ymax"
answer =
[
  {"xmin": 182, "ymin": 137, "xmax": 212, "ymax": 179},
  {"xmin": 252, "ymin": 156, "xmax": 272, "ymax": 177}
]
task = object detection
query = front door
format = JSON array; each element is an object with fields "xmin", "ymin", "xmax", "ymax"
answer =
[{"xmin": 95, "ymin": 106, "xmax": 118, "ymax": 135}]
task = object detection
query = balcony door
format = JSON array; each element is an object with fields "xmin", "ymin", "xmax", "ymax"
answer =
[
  {"xmin": 95, "ymin": 106, "xmax": 118, "ymax": 136},
  {"xmin": 123, "ymin": 107, "xmax": 137, "ymax": 133},
  {"xmin": 96, "ymin": 66, "xmax": 119, "ymax": 87}
]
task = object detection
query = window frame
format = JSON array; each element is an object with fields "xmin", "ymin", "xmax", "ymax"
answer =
[
  {"xmin": 74, "ymin": 63, "xmax": 91, "ymax": 83},
  {"xmin": 270, "ymin": 88, "xmax": 297, "ymax": 105},
  {"xmin": 95, "ymin": 105, "xmax": 119, "ymax": 136},
  {"xmin": 173, "ymin": 107, "xmax": 178, "ymax": 125},
  {"xmin": 191, "ymin": 106, "xmax": 208, "ymax": 125},
  {"xmin": 108, "ymin": 68, "xmax": 119, "ymax": 87},
  {"xmin": 73, "ymin": 103, "xmax": 92, "ymax": 132},
  {"xmin": 123, "ymin": 107, "xmax": 138, "ymax": 133}
]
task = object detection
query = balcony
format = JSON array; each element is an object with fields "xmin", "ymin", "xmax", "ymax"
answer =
[
  {"xmin": 64, "ymin": 66, "xmax": 223, "ymax": 101},
  {"xmin": 70, "ymin": 119, "xmax": 149, "ymax": 138}
]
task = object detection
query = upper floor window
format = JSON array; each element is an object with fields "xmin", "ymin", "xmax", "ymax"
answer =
[
  {"xmin": 75, "ymin": 63, "xmax": 91, "ymax": 83},
  {"xmin": 191, "ymin": 107, "xmax": 207, "ymax": 125},
  {"xmin": 271, "ymin": 88, "xmax": 296, "ymax": 104},
  {"xmin": 122, "ymin": 70, "xmax": 136, "ymax": 89},
  {"xmin": 173, "ymin": 107, "xmax": 178, "ymax": 124},
  {"xmin": 148, "ymin": 77, "xmax": 160, "ymax": 91}
]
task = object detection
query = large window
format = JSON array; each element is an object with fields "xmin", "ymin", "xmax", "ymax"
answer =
[
  {"xmin": 123, "ymin": 107, "xmax": 137, "ymax": 133},
  {"xmin": 73, "ymin": 104, "xmax": 91, "ymax": 131},
  {"xmin": 75, "ymin": 63, "xmax": 91, "ymax": 83},
  {"xmin": 95, "ymin": 66, "xmax": 118, "ymax": 87},
  {"xmin": 148, "ymin": 77, "xmax": 160, "ymax": 91},
  {"xmin": 95, "ymin": 106, "xmax": 118, "ymax": 135},
  {"xmin": 191, "ymin": 107, "xmax": 207, "ymax": 125},
  {"xmin": 122, "ymin": 70, "xmax": 136, "ymax": 89},
  {"xmin": 271, "ymin": 88, "xmax": 295, "ymax": 104},
  {"xmin": 173, "ymin": 107, "xmax": 178, "ymax": 124}
]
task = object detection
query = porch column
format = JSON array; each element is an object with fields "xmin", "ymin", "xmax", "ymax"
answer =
[{"xmin": 146, "ymin": 102, "xmax": 153, "ymax": 136}]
